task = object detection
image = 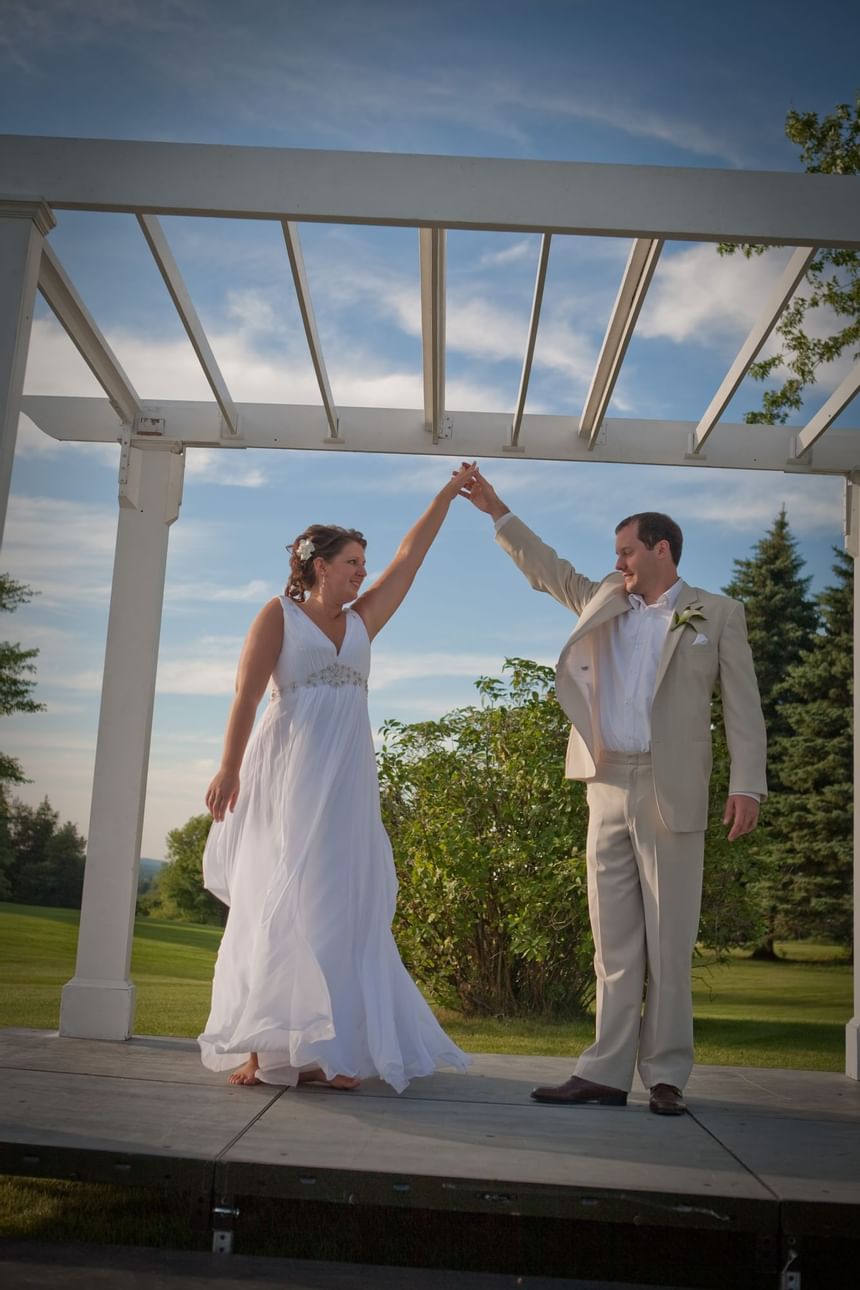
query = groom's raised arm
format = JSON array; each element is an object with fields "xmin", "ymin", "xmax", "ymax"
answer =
[{"xmin": 460, "ymin": 468, "xmax": 601, "ymax": 616}]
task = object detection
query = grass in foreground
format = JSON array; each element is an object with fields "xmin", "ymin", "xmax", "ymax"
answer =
[{"xmin": 0, "ymin": 902, "xmax": 852, "ymax": 1070}]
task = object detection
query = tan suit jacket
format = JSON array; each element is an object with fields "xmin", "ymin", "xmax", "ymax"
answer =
[{"xmin": 497, "ymin": 517, "xmax": 767, "ymax": 833}]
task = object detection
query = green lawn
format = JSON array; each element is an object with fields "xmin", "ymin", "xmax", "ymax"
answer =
[{"xmin": 0, "ymin": 902, "xmax": 852, "ymax": 1070}]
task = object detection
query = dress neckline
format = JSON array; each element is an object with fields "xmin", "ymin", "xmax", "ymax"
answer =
[{"xmin": 289, "ymin": 598, "xmax": 351, "ymax": 658}]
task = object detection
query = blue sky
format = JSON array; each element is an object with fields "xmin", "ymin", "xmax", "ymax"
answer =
[{"xmin": 2, "ymin": 0, "xmax": 858, "ymax": 857}]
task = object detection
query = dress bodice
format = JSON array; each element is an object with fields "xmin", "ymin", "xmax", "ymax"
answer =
[{"xmin": 271, "ymin": 597, "xmax": 370, "ymax": 698}]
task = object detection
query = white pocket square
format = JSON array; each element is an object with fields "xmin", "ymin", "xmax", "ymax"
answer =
[{"xmin": 692, "ymin": 633, "xmax": 709, "ymax": 645}]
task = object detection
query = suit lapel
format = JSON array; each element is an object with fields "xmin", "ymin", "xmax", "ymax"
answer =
[
  {"xmin": 652, "ymin": 581, "xmax": 700, "ymax": 697},
  {"xmin": 568, "ymin": 574, "xmax": 629, "ymax": 642}
]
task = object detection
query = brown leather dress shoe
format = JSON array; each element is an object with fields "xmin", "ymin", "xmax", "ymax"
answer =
[
  {"xmin": 530, "ymin": 1075, "xmax": 628, "ymax": 1106},
  {"xmin": 649, "ymin": 1083, "xmax": 686, "ymax": 1115}
]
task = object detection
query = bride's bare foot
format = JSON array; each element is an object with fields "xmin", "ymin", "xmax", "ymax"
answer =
[
  {"xmin": 298, "ymin": 1066, "xmax": 360, "ymax": 1090},
  {"xmin": 228, "ymin": 1053, "xmax": 261, "ymax": 1086}
]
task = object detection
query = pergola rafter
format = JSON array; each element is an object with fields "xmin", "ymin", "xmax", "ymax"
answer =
[
  {"xmin": 282, "ymin": 219, "xmax": 340, "ymax": 443},
  {"xmin": 510, "ymin": 233, "xmax": 551, "ymax": 451},
  {"xmin": 37, "ymin": 241, "xmax": 142, "ymax": 425},
  {"xmin": 691, "ymin": 246, "xmax": 817, "ymax": 455},
  {"xmin": 795, "ymin": 361, "xmax": 860, "ymax": 458},
  {"xmin": 419, "ymin": 227, "xmax": 446, "ymax": 442},
  {"xmin": 580, "ymin": 236, "xmax": 663, "ymax": 448},
  {"xmin": 0, "ymin": 135, "xmax": 858, "ymax": 1074},
  {"xmin": 137, "ymin": 213, "xmax": 239, "ymax": 438}
]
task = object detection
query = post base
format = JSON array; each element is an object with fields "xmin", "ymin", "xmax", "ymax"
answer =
[
  {"xmin": 59, "ymin": 977, "xmax": 136, "ymax": 1040},
  {"xmin": 846, "ymin": 1018, "xmax": 860, "ymax": 1081}
]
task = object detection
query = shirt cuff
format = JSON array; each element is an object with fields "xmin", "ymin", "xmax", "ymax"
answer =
[
  {"xmin": 494, "ymin": 512, "xmax": 515, "ymax": 532},
  {"xmin": 734, "ymin": 792, "xmax": 761, "ymax": 803}
]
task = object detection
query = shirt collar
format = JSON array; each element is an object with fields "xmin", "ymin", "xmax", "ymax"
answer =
[{"xmin": 628, "ymin": 579, "xmax": 683, "ymax": 612}]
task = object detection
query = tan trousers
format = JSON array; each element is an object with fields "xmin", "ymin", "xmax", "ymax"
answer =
[{"xmin": 574, "ymin": 752, "xmax": 705, "ymax": 1093}]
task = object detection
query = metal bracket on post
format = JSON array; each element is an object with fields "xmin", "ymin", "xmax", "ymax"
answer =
[
  {"xmin": 132, "ymin": 408, "xmax": 165, "ymax": 438},
  {"xmin": 117, "ymin": 428, "xmax": 138, "ymax": 509},
  {"xmin": 211, "ymin": 1198, "xmax": 239, "ymax": 1254},
  {"xmin": 436, "ymin": 414, "xmax": 453, "ymax": 441}
]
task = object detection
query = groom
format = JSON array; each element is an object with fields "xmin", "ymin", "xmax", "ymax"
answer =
[{"xmin": 463, "ymin": 470, "xmax": 767, "ymax": 1115}]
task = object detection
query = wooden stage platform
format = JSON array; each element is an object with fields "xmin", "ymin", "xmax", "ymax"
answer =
[{"xmin": 1, "ymin": 1029, "xmax": 858, "ymax": 1288}]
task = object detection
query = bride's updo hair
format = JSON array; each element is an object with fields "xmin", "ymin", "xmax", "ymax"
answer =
[{"xmin": 286, "ymin": 524, "xmax": 366, "ymax": 601}]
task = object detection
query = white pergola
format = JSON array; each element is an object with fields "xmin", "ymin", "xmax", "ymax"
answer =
[{"xmin": 1, "ymin": 136, "xmax": 859, "ymax": 1075}]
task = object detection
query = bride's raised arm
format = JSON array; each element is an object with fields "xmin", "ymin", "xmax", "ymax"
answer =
[{"xmin": 352, "ymin": 461, "xmax": 477, "ymax": 641}]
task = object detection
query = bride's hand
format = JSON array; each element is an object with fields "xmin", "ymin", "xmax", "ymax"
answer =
[
  {"xmin": 440, "ymin": 460, "xmax": 477, "ymax": 502},
  {"xmin": 206, "ymin": 768, "xmax": 240, "ymax": 822}
]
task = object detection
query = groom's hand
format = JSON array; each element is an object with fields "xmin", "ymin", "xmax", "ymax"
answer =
[
  {"xmin": 723, "ymin": 794, "xmax": 759, "ymax": 842},
  {"xmin": 456, "ymin": 465, "xmax": 510, "ymax": 521}
]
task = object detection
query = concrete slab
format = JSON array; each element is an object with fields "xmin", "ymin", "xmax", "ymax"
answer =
[{"xmin": 0, "ymin": 1029, "xmax": 220, "ymax": 1086}]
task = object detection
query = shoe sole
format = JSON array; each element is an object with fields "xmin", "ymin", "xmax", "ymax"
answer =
[{"xmin": 649, "ymin": 1104, "xmax": 686, "ymax": 1115}]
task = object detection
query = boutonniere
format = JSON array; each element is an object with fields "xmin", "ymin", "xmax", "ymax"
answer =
[{"xmin": 670, "ymin": 604, "xmax": 706, "ymax": 633}]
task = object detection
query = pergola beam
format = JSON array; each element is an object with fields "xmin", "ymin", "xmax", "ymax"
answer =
[
  {"xmin": 137, "ymin": 214, "xmax": 239, "ymax": 437},
  {"xmin": 691, "ymin": 246, "xmax": 816, "ymax": 454},
  {"xmin": 20, "ymin": 395, "xmax": 860, "ymax": 476},
  {"xmin": 580, "ymin": 238, "xmax": 662, "ymax": 446},
  {"xmin": 419, "ymin": 228, "xmax": 446, "ymax": 441},
  {"xmin": 510, "ymin": 234, "xmax": 551, "ymax": 449},
  {"xmin": 2, "ymin": 136, "xmax": 859, "ymax": 247},
  {"xmin": 37, "ymin": 241, "xmax": 142, "ymax": 425},
  {"xmin": 792, "ymin": 361, "xmax": 860, "ymax": 459},
  {"xmin": 281, "ymin": 220, "xmax": 339, "ymax": 442}
]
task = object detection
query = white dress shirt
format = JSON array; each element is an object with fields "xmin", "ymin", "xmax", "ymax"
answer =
[{"xmin": 597, "ymin": 580, "xmax": 683, "ymax": 752}]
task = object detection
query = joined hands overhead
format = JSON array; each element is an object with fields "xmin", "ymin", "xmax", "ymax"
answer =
[{"xmin": 455, "ymin": 463, "xmax": 510, "ymax": 521}]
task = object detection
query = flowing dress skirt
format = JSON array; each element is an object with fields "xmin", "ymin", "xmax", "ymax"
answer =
[{"xmin": 198, "ymin": 600, "xmax": 469, "ymax": 1092}]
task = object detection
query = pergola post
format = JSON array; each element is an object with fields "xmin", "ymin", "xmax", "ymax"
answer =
[
  {"xmin": 0, "ymin": 201, "xmax": 55, "ymax": 541},
  {"xmin": 846, "ymin": 477, "xmax": 860, "ymax": 1080},
  {"xmin": 60, "ymin": 443, "xmax": 185, "ymax": 1040}
]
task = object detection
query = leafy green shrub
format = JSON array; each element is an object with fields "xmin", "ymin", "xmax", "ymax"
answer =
[{"xmin": 379, "ymin": 659, "xmax": 594, "ymax": 1019}]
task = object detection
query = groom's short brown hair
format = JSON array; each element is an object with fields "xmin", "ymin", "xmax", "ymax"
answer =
[{"xmin": 615, "ymin": 512, "xmax": 683, "ymax": 566}]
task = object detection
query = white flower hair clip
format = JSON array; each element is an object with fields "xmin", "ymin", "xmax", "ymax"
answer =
[{"xmin": 295, "ymin": 538, "xmax": 315, "ymax": 562}]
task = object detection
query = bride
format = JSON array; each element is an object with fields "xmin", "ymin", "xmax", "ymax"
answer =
[{"xmin": 198, "ymin": 463, "xmax": 476, "ymax": 1091}]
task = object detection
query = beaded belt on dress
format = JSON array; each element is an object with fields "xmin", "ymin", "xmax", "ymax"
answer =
[{"xmin": 274, "ymin": 662, "xmax": 368, "ymax": 698}]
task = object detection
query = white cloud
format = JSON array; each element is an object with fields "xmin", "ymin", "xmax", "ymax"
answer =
[
  {"xmin": 13, "ymin": 414, "xmax": 65, "ymax": 457},
  {"xmin": 663, "ymin": 471, "xmax": 843, "ymax": 534},
  {"xmin": 184, "ymin": 449, "xmax": 268, "ymax": 489},
  {"xmin": 478, "ymin": 238, "xmax": 536, "ymax": 269},
  {"xmin": 2, "ymin": 495, "xmax": 117, "ymax": 604},
  {"xmin": 529, "ymin": 88, "xmax": 746, "ymax": 166},
  {"xmin": 638, "ymin": 245, "xmax": 795, "ymax": 345},
  {"xmin": 164, "ymin": 578, "xmax": 272, "ymax": 605},
  {"xmin": 371, "ymin": 650, "xmax": 507, "ymax": 689}
]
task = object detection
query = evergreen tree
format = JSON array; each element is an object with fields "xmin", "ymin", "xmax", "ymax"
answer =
[
  {"xmin": 720, "ymin": 509, "xmax": 818, "ymax": 956},
  {"xmin": 771, "ymin": 549, "xmax": 853, "ymax": 946},
  {"xmin": 3, "ymin": 796, "xmax": 86, "ymax": 908},
  {"xmin": 722, "ymin": 508, "xmax": 818, "ymax": 764},
  {"xmin": 0, "ymin": 573, "xmax": 45, "ymax": 787}
]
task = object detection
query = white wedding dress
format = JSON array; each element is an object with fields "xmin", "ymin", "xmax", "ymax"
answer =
[{"xmin": 198, "ymin": 596, "xmax": 469, "ymax": 1092}]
